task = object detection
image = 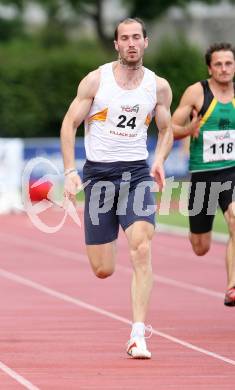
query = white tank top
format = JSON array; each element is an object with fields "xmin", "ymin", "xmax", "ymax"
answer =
[{"xmin": 84, "ymin": 62, "xmax": 157, "ymax": 162}]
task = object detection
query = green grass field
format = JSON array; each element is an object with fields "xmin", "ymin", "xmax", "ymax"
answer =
[
  {"xmin": 76, "ymin": 181, "xmax": 228, "ymax": 235},
  {"xmin": 157, "ymin": 208, "xmax": 227, "ymax": 234},
  {"xmin": 156, "ymin": 183, "xmax": 227, "ymax": 234}
]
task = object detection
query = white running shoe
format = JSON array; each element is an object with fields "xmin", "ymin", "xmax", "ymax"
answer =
[{"xmin": 126, "ymin": 336, "xmax": 151, "ymax": 359}]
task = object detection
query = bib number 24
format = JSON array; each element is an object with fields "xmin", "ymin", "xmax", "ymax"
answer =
[{"xmin": 117, "ymin": 115, "xmax": 136, "ymax": 130}]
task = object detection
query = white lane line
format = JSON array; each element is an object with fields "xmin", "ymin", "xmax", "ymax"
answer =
[
  {"xmin": 0, "ymin": 230, "xmax": 224, "ymax": 266},
  {"xmin": 157, "ymin": 223, "xmax": 227, "ymax": 243},
  {"xmin": 0, "ymin": 268, "xmax": 234, "ymax": 367},
  {"xmin": 153, "ymin": 245, "xmax": 223, "ymax": 266},
  {"xmin": 0, "ymin": 232, "xmax": 224, "ymax": 300},
  {"xmin": 154, "ymin": 275, "xmax": 224, "ymax": 298},
  {"xmin": 117, "ymin": 264, "xmax": 224, "ymax": 299},
  {"xmin": 0, "ymin": 361, "xmax": 40, "ymax": 390},
  {"xmin": 57, "ymin": 224, "xmax": 226, "ymax": 266},
  {"xmin": 0, "ymin": 232, "xmax": 83, "ymax": 263}
]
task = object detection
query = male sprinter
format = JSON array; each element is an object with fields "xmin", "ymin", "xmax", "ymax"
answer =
[
  {"xmin": 173, "ymin": 42, "xmax": 235, "ymax": 307},
  {"xmin": 61, "ymin": 17, "xmax": 173, "ymax": 357}
]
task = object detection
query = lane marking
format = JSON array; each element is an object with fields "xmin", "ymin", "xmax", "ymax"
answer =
[
  {"xmin": 0, "ymin": 232, "xmax": 224, "ymax": 300},
  {"xmin": 0, "ymin": 268, "xmax": 234, "ymax": 366},
  {"xmin": 0, "ymin": 360, "xmax": 39, "ymax": 390},
  {"xmin": 157, "ymin": 223, "xmax": 227, "ymax": 243},
  {"xmin": 0, "ymin": 230, "xmax": 224, "ymax": 265},
  {"xmin": 153, "ymin": 244, "xmax": 223, "ymax": 266},
  {"xmin": 117, "ymin": 264, "xmax": 224, "ymax": 298}
]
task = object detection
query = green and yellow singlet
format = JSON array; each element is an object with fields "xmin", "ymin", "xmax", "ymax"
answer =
[{"xmin": 189, "ymin": 80, "xmax": 235, "ymax": 172}]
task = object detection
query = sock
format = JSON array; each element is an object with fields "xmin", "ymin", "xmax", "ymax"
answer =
[{"xmin": 131, "ymin": 322, "xmax": 145, "ymax": 338}]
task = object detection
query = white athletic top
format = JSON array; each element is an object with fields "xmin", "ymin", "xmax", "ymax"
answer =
[{"xmin": 84, "ymin": 62, "xmax": 157, "ymax": 162}]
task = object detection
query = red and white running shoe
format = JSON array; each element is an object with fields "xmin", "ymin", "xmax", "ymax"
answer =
[
  {"xmin": 126, "ymin": 336, "xmax": 151, "ymax": 359},
  {"xmin": 126, "ymin": 325, "xmax": 152, "ymax": 359},
  {"xmin": 224, "ymin": 287, "xmax": 235, "ymax": 307}
]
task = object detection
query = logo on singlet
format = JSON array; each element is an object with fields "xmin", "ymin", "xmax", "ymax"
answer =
[
  {"xmin": 219, "ymin": 118, "xmax": 231, "ymax": 130},
  {"xmin": 121, "ymin": 104, "xmax": 139, "ymax": 113},
  {"xmin": 219, "ymin": 108, "xmax": 230, "ymax": 112},
  {"xmin": 215, "ymin": 130, "xmax": 231, "ymax": 141}
]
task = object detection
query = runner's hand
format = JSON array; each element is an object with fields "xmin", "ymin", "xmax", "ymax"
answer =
[
  {"xmin": 150, "ymin": 161, "xmax": 165, "ymax": 191},
  {"xmin": 64, "ymin": 171, "xmax": 82, "ymax": 207},
  {"xmin": 189, "ymin": 109, "xmax": 201, "ymax": 139}
]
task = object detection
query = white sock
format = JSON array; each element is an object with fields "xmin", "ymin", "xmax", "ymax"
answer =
[{"xmin": 131, "ymin": 322, "xmax": 145, "ymax": 338}]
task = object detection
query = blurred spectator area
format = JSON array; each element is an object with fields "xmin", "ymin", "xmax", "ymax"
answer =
[
  {"xmin": 23, "ymin": 137, "xmax": 188, "ymax": 181},
  {"xmin": 0, "ymin": 0, "xmax": 234, "ymax": 49}
]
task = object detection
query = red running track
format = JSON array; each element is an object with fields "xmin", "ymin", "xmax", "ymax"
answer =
[{"xmin": 0, "ymin": 210, "xmax": 235, "ymax": 389}]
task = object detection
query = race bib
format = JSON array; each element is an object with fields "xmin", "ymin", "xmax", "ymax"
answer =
[
  {"xmin": 203, "ymin": 130, "xmax": 235, "ymax": 162},
  {"xmin": 103, "ymin": 102, "xmax": 147, "ymax": 140}
]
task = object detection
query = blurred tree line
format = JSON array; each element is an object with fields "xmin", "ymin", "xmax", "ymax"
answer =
[{"xmin": 0, "ymin": 0, "xmax": 233, "ymax": 137}]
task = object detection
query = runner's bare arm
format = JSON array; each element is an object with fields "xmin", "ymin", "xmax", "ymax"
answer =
[
  {"xmin": 60, "ymin": 69, "xmax": 100, "ymax": 171},
  {"xmin": 60, "ymin": 69, "xmax": 100, "ymax": 203},
  {"xmin": 172, "ymin": 83, "xmax": 203, "ymax": 140},
  {"xmin": 150, "ymin": 77, "xmax": 173, "ymax": 189}
]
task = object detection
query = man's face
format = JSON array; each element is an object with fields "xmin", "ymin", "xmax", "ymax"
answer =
[
  {"xmin": 114, "ymin": 22, "xmax": 148, "ymax": 65},
  {"xmin": 208, "ymin": 50, "xmax": 235, "ymax": 84}
]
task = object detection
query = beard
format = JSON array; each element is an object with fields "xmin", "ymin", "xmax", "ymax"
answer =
[
  {"xmin": 118, "ymin": 54, "xmax": 143, "ymax": 70},
  {"xmin": 214, "ymin": 74, "xmax": 234, "ymax": 85}
]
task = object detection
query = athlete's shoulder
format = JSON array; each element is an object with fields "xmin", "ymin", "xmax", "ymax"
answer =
[
  {"xmin": 156, "ymin": 75, "xmax": 172, "ymax": 98},
  {"xmin": 78, "ymin": 67, "xmax": 101, "ymax": 98},
  {"xmin": 154, "ymin": 75, "xmax": 172, "ymax": 107},
  {"xmin": 156, "ymin": 75, "xmax": 171, "ymax": 90},
  {"xmin": 184, "ymin": 81, "xmax": 203, "ymax": 96},
  {"xmin": 84, "ymin": 68, "xmax": 101, "ymax": 86},
  {"xmin": 179, "ymin": 81, "xmax": 203, "ymax": 106}
]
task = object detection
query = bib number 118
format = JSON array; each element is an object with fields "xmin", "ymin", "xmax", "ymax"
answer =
[{"xmin": 210, "ymin": 142, "xmax": 234, "ymax": 155}]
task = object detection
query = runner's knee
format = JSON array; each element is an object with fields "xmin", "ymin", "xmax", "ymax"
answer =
[
  {"xmin": 87, "ymin": 243, "xmax": 116, "ymax": 278},
  {"xmin": 130, "ymin": 239, "xmax": 152, "ymax": 271},
  {"xmin": 192, "ymin": 243, "xmax": 210, "ymax": 256},
  {"xmin": 190, "ymin": 234, "xmax": 210, "ymax": 256},
  {"xmin": 225, "ymin": 204, "xmax": 235, "ymax": 237},
  {"xmin": 93, "ymin": 264, "xmax": 114, "ymax": 279}
]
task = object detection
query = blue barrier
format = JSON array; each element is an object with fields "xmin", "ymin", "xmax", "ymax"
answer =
[{"xmin": 23, "ymin": 137, "xmax": 189, "ymax": 179}]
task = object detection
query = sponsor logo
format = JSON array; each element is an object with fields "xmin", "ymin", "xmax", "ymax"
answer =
[
  {"xmin": 219, "ymin": 118, "xmax": 231, "ymax": 130},
  {"xmin": 215, "ymin": 131, "xmax": 231, "ymax": 141},
  {"xmin": 121, "ymin": 104, "xmax": 139, "ymax": 113},
  {"xmin": 110, "ymin": 130, "xmax": 137, "ymax": 137}
]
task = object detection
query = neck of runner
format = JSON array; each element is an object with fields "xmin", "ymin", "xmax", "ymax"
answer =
[{"xmin": 119, "ymin": 57, "xmax": 143, "ymax": 70}]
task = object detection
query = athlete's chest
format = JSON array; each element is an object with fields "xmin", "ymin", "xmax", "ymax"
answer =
[
  {"xmin": 204, "ymin": 101, "xmax": 235, "ymax": 130},
  {"xmin": 201, "ymin": 102, "xmax": 235, "ymax": 162},
  {"xmin": 93, "ymin": 84, "xmax": 156, "ymax": 121}
]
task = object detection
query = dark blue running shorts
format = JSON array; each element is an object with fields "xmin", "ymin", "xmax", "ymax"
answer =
[
  {"xmin": 82, "ymin": 159, "xmax": 156, "ymax": 245},
  {"xmin": 189, "ymin": 166, "xmax": 235, "ymax": 234}
]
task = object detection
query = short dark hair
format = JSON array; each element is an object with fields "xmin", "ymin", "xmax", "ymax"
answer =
[
  {"xmin": 205, "ymin": 42, "xmax": 235, "ymax": 66},
  {"xmin": 114, "ymin": 17, "xmax": 147, "ymax": 41}
]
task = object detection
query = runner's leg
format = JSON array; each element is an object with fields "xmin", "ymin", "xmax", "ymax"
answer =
[
  {"xmin": 125, "ymin": 221, "xmax": 154, "ymax": 323},
  {"xmin": 86, "ymin": 241, "xmax": 116, "ymax": 279}
]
